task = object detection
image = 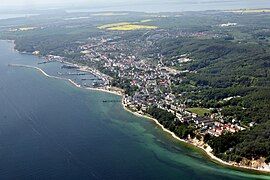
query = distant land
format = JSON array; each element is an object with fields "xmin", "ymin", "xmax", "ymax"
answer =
[{"xmin": 1, "ymin": 0, "xmax": 270, "ymax": 13}]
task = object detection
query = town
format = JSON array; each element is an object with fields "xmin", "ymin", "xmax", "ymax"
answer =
[{"xmin": 65, "ymin": 31, "xmax": 247, "ymax": 138}]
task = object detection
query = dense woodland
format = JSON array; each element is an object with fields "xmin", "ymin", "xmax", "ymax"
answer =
[
  {"xmin": 205, "ymin": 121, "xmax": 270, "ymax": 163},
  {"xmin": 147, "ymin": 29, "xmax": 270, "ymax": 162},
  {"xmin": 147, "ymin": 106, "xmax": 195, "ymax": 139}
]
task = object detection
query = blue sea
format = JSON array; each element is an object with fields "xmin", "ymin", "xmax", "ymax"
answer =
[{"xmin": 0, "ymin": 40, "xmax": 269, "ymax": 179}]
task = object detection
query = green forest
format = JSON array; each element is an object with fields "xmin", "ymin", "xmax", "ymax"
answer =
[{"xmin": 149, "ymin": 34, "xmax": 270, "ymax": 162}]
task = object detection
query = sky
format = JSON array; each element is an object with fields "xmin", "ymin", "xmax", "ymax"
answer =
[
  {"xmin": 1, "ymin": 0, "xmax": 163, "ymax": 10},
  {"xmin": 1, "ymin": 0, "xmax": 270, "ymax": 12},
  {"xmin": 1, "ymin": 0, "xmax": 87, "ymax": 6},
  {"xmin": 1, "ymin": 0, "xmax": 259, "ymax": 7}
]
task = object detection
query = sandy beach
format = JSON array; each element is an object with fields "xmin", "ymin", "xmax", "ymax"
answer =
[{"xmin": 121, "ymin": 100, "xmax": 270, "ymax": 173}]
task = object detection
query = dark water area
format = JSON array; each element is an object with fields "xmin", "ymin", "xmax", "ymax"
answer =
[
  {"xmin": 0, "ymin": 40, "xmax": 269, "ymax": 179},
  {"xmin": 66, "ymin": 0, "xmax": 270, "ymax": 13}
]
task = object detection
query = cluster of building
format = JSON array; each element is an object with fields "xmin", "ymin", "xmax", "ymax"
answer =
[
  {"xmin": 75, "ymin": 30, "xmax": 244, "ymax": 137},
  {"xmin": 207, "ymin": 122, "xmax": 245, "ymax": 137}
]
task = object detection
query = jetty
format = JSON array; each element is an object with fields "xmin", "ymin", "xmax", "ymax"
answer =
[{"xmin": 102, "ymin": 100, "xmax": 121, "ymax": 103}]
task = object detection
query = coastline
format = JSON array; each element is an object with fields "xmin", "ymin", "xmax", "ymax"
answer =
[
  {"xmin": 121, "ymin": 101, "xmax": 270, "ymax": 174},
  {"xmin": 8, "ymin": 63, "xmax": 123, "ymax": 96},
  {"xmin": 8, "ymin": 63, "xmax": 270, "ymax": 175}
]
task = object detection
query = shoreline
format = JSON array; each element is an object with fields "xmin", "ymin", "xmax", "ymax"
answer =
[
  {"xmin": 122, "ymin": 101, "xmax": 270, "ymax": 174},
  {"xmin": 9, "ymin": 63, "xmax": 270, "ymax": 175}
]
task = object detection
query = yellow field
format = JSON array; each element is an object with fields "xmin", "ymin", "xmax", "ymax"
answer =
[
  {"xmin": 98, "ymin": 22, "xmax": 130, "ymax": 29},
  {"xmin": 107, "ymin": 24, "xmax": 157, "ymax": 31},
  {"xmin": 98, "ymin": 21, "xmax": 157, "ymax": 31}
]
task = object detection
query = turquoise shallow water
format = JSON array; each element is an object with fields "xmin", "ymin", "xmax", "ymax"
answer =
[{"xmin": 0, "ymin": 40, "xmax": 269, "ymax": 179}]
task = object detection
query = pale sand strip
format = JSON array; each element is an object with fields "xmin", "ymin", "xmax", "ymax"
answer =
[
  {"xmin": 122, "ymin": 102, "xmax": 270, "ymax": 173},
  {"xmin": 9, "ymin": 63, "xmax": 270, "ymax": 173}
]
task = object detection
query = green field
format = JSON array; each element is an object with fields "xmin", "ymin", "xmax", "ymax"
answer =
[{"xmin": 186, "ymin": 108, "xmax": 210, "ymax": 117}]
